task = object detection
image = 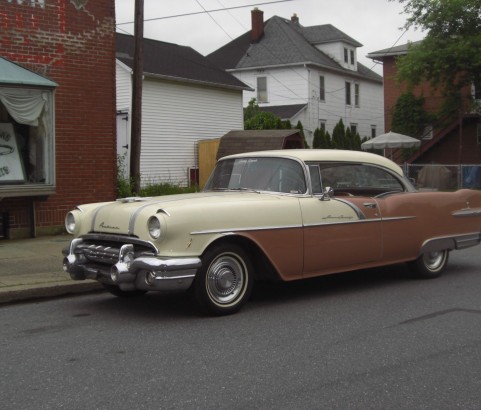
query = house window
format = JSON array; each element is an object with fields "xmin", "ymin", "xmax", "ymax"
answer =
[
  {"xmin": 423, "ymin": 125, "xmax": 433, "ymax": 140},
  {"xmin": 354, "ymin": 83, "xmax": 360, "ymax": 107},
  {"xmin": 473, "ymin": 81, "xmax": 481, "ymax": 100},
  {"xmin": 350, "ymin": 123, "xmax": 358, "ymax": 135},
  {"xmin": 319, "ymin": 120, "xmax": 326, "ymax": 131},
  {"xmin": 345, "ymin": 82, "xmax": 351, "ymax": 105},
  {"xmin": 344, "ymin": 48, "xmax": 348, "ymax": 63},
  {"xmin": 371, "ymin": 125, "xmax": 376, "ymax": 139},
  {"xmin": 319, "ymin": 76, "xmax": 325, "ymax": 102},
  {"xmin": 0, "ymin": 87, "xmax": 55, "ymax": 192},
  {"xmin": 257, "ymin": 77, "xmax": 268, "ymax": 103},
  {"xmin": 350, "ymin": 50, "xmax": 355, "ymax": 65}
]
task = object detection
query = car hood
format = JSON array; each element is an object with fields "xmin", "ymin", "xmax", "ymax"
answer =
[{"xmin": 80, "ymin": 191, "xmax": 298, "ymax": 236}]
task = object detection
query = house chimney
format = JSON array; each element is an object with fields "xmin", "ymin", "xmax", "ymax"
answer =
[
  {"xmin": 251, "ymin": 8, "xmax": 264, "ymax": 43},
  {"xmin": 291, "ymin": 13, "xmax": 299, "ymax": 24}
]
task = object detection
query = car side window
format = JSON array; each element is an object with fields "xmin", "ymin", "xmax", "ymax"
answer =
[
  {"xmin": 318, "ymin": 163, "xmax": 404, "ymax": 196},
  {"xmin": 308, "ymin": 164, "xmax": 323, "ymax": 195},
  {"xmin": 205, "ymin": 157, "xmax": 307, "ymax": 194}
]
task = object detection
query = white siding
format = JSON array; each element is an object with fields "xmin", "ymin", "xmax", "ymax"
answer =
[
  {"xmin": 315, "ymin": 42, "xmax": 358, "ymax": 72},
  {"xmin": 235, "ymin": 66, "xmax": 309, "ymax": 106},
  {"xmin": 140, "ymin": 79, "xmax": 244, "ymax": 185},
  {"xmin": 308, "ymin": 68, "xmax": 384, "ymax": 141},
  {"xmin": 116, "ymin": 60, "xmax": 132, "ymax": 111},
  {"xmin": 231, "ymin": 64, "xmax": 384, "ymax": 147}
]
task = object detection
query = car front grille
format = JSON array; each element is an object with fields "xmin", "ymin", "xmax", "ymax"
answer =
[{"xmin": 74, "ymin": 234, "xmax": 157, "ymax": 265}]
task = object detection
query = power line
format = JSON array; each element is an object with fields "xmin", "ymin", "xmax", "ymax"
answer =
[{"xmin": 116, "ymin": 0, "xmax": 294, "ymax": 25}]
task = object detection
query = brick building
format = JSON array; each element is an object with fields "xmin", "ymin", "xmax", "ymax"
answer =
[
  {"xmin": 368, "ymin": 42, "xmax": 481, "ymax": 165},
  {"xmin": 0, "ymin": 0, "xmax": 116, "ymax": 239}
]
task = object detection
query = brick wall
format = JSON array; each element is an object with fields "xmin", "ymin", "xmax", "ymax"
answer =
[
  {"xmin": 0, "ymin": 0, "xmax": 116, "ymax": 238},
  {"xmin": 381, "ymin": 55, "xmax": 480, "ymax": 165},
  {"xmin": 382, "ymin": 56, "xmax": 446, "ymax": 132}
]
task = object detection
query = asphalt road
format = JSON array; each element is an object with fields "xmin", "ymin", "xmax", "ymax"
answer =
[{"xmin": 1, "ymin": 247, "xmax": 480, "ymax": 410}]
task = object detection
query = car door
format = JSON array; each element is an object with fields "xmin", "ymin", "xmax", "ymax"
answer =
[
  {"xmin": 300, "ymin": 196, "xmax": 382, "ymax": 278},
  {"xmin": 300, "ymin": 163, "xmax": 383, "ymax": 278}
]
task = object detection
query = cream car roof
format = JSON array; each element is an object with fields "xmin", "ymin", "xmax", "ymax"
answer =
[{"xmin": 222, "ymin": 149, "xmax": 404, "ymax": 176}]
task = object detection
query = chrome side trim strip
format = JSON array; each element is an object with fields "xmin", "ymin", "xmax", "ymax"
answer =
[
  {"xmin": 381, "ymin": 216, "xmax": 416, "ymax": 222},
  {"xmin": 191, "ymin": 224, "xmax": 302, "ymax": 235},
  {"xmin": 452, "ymin": 208, "xmax": 481, "ymax": 218},
  {"xmin": 191, "ymin": 215, "xmax": 418, "ymax": 234},
  {"xmin": 304, "ymin": 218, "xmax": 381, "ymax": 228},
  {"xmin": 333, "ymin": 198, "xmax": 366, "ymax": 220}
]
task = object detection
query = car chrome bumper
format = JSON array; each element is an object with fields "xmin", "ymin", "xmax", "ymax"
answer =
[{"xmin": 62, "ymin": 237, "xmax": 201, "ymax": 292}]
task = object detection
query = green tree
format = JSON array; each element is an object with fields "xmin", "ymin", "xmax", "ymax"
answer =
[
  {"xmin": 244, "ymin": 98, "xmax": 293, "ymax": 130},
  {"xmin": 323, "ymin": 131, "xmax": 332, "ymax": 149},
  {"xmin": 331, "ymin": 119, "xmax": 346, "ymax": 149},
  {"xmin": 393, "ymin": 0, "xmax": 481, "ymax": 115},
  {"xmin": 295, "ymin": 120, "xmax": 309, "ymax": 148},
  {"xmin": 312, "ymin": 128, "xmax": 322, "ymax": 148},
  {"xmin": 391, "ymin": 91, "xmax": 432, "ymax": 138}
]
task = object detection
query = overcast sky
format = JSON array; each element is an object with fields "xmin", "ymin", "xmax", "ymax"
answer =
[{"xmin": 115, "ymin": 0, "xmax": 426, "ymax": 75}]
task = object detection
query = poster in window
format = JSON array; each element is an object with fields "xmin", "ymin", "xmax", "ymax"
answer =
[{"xmin": 0, "ymin": 123, "xmax": 26, "ymax": 183}]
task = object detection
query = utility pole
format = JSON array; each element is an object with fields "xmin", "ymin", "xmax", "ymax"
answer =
[{"xmin": 130, "ymin": 0, "xmax": 144, "ymax": 195}]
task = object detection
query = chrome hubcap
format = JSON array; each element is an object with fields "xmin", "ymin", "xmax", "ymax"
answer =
[
  {"xmin": 424, "ymin": 251, "xmax": 445, "ymax": 271},
  {"xmin": 206, "ymin": 254, "xmax": 245, "ymax": 305}
]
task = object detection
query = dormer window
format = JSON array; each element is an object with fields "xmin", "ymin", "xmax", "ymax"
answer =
[
  {"xmin": 344, "ymin": 48, "xmax": 348, "ymax": 64},
  {"xmin": 350, "ymin": 50, "xmax": 355, "ymax": 65}
]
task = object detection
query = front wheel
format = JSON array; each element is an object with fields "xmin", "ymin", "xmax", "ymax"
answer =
[
  {"xmin": 408, "ymin": 250, "xmax": 449, "ymax": 279},
  {"xmin": 193, "ymin": 244, "xmax": 253, "ymax": 316}
]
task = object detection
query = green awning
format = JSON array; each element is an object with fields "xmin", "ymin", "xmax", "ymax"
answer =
[{"xmin": 0, "ymin": 57, "xmax": 57, "ymax": 88}]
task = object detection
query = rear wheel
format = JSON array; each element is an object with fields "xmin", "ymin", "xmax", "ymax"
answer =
[
  {"xmin": 408, "ymin": 250, "xmax": 449, "ymax": 279},
  {"xmin": 102, "ymin": 283, "xmax": 147, "ymax": 297},
  {"xmin": 194, "ymin": 243, "xmax": 253, "ymax": 316}
]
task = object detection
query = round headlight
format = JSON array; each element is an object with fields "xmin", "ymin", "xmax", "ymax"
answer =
[
  {"xmin": 148, "ymin": 216, "xmax": 161, "ymax": 239},
  {"xmin": 65, "ymin": 212, "xmax": 76, "ymax": 234}
]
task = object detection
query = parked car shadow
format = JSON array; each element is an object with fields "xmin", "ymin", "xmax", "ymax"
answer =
[{"xmin": 78, "ymin": 263, "xmax": 421, "ymax": 320}]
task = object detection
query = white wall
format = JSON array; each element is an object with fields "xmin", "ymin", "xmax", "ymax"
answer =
[
  {"xmin": 140, "ymin": 79, "xmax": 244, "ymax": 185},
  {"xmin": 235, "ymin": 66, "xmax": 309, "ymax": 106},
  {"xmin": 308, "ymin": 67, "xmax": 384, "ymax": 140},
  {"xmin": 116, "ymin": 61, "xmax": 131, "ymax": 111},
  {"xmin": 232, "ymin": 64, "xmax": 384, "ymax": 146}
]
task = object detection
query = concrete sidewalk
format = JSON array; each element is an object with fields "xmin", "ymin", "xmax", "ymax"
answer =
[{"xmin": 0, "ymin": 234, "xmax": 102, "ymax": 304}]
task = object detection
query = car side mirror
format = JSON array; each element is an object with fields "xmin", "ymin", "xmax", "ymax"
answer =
[{"xmin": 320, "ymin": 186, "xmax": 333, "ymax": 201}]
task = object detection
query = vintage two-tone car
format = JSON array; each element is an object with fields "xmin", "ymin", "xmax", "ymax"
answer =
[{"xmin": 63, "ymin": 150, "xmax": 481, "ymax": 315}]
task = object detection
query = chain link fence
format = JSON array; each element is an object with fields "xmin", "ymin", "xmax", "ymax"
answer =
[{"xmin": 404, "ymin": 164, "xmax": 481, "ymax": 191}]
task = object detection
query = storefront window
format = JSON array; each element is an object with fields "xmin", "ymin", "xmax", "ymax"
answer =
[{"xmin": 0, "ymin": 87, "xmax": 55, "ymax": 195}]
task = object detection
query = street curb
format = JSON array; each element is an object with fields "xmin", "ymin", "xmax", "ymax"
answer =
[{"xmin": 0, "ymin": 282, "xmax": 103, "ymax": 304}]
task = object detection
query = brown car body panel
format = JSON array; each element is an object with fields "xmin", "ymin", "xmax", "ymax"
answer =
[{"xmin": 232, "ymin": 190, "xmax": 481, "ymax": 281}]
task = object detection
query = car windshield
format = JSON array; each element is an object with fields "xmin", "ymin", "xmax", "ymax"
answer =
[{"xmin": 204, "ymin": 157, "xmax": 307, "ymax": 194}]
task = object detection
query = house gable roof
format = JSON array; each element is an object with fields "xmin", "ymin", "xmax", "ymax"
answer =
[
  {"xmin": 207, "ymin": 16, "xmax": 380, "ymax": 83},
  {"xmin": 116, "ymin": 33, "xmax": 251, "ymax": 91}
]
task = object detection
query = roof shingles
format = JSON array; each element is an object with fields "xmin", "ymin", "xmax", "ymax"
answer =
[
  {"xmin": 207, "ymin": 16, "xmax": 381, "ymax": 83},
  {"xmin": 116, "ymin": 33, "xmax": 250, "ymax": 91}
]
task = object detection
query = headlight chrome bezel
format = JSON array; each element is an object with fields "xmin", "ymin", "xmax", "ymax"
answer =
[
  {"xmin": 147, "ymin": 216, "xmax": 162, "ymax": 239},
  {"xmin": 65, "ymin": 211, "xmax": 77, "ymax": 234}
]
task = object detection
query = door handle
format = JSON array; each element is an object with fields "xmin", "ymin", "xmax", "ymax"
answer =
[{"xmin": 363, "ymin": 202, "xmax": 377, "ymax": 209}]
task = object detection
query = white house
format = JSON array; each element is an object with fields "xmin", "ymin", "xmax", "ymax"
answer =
[
  {"xmin": 208, "ymin": 9, "xmax": 384, "ymax": 146},
  {"xmin": 116, "ymin": 33, "xmax": 251, "ymax": 186}
]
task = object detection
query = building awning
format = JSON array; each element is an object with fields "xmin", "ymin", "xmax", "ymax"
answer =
[{"xmin": 0, "ymin": 57, "xmax": 57, "ymax": 88}]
